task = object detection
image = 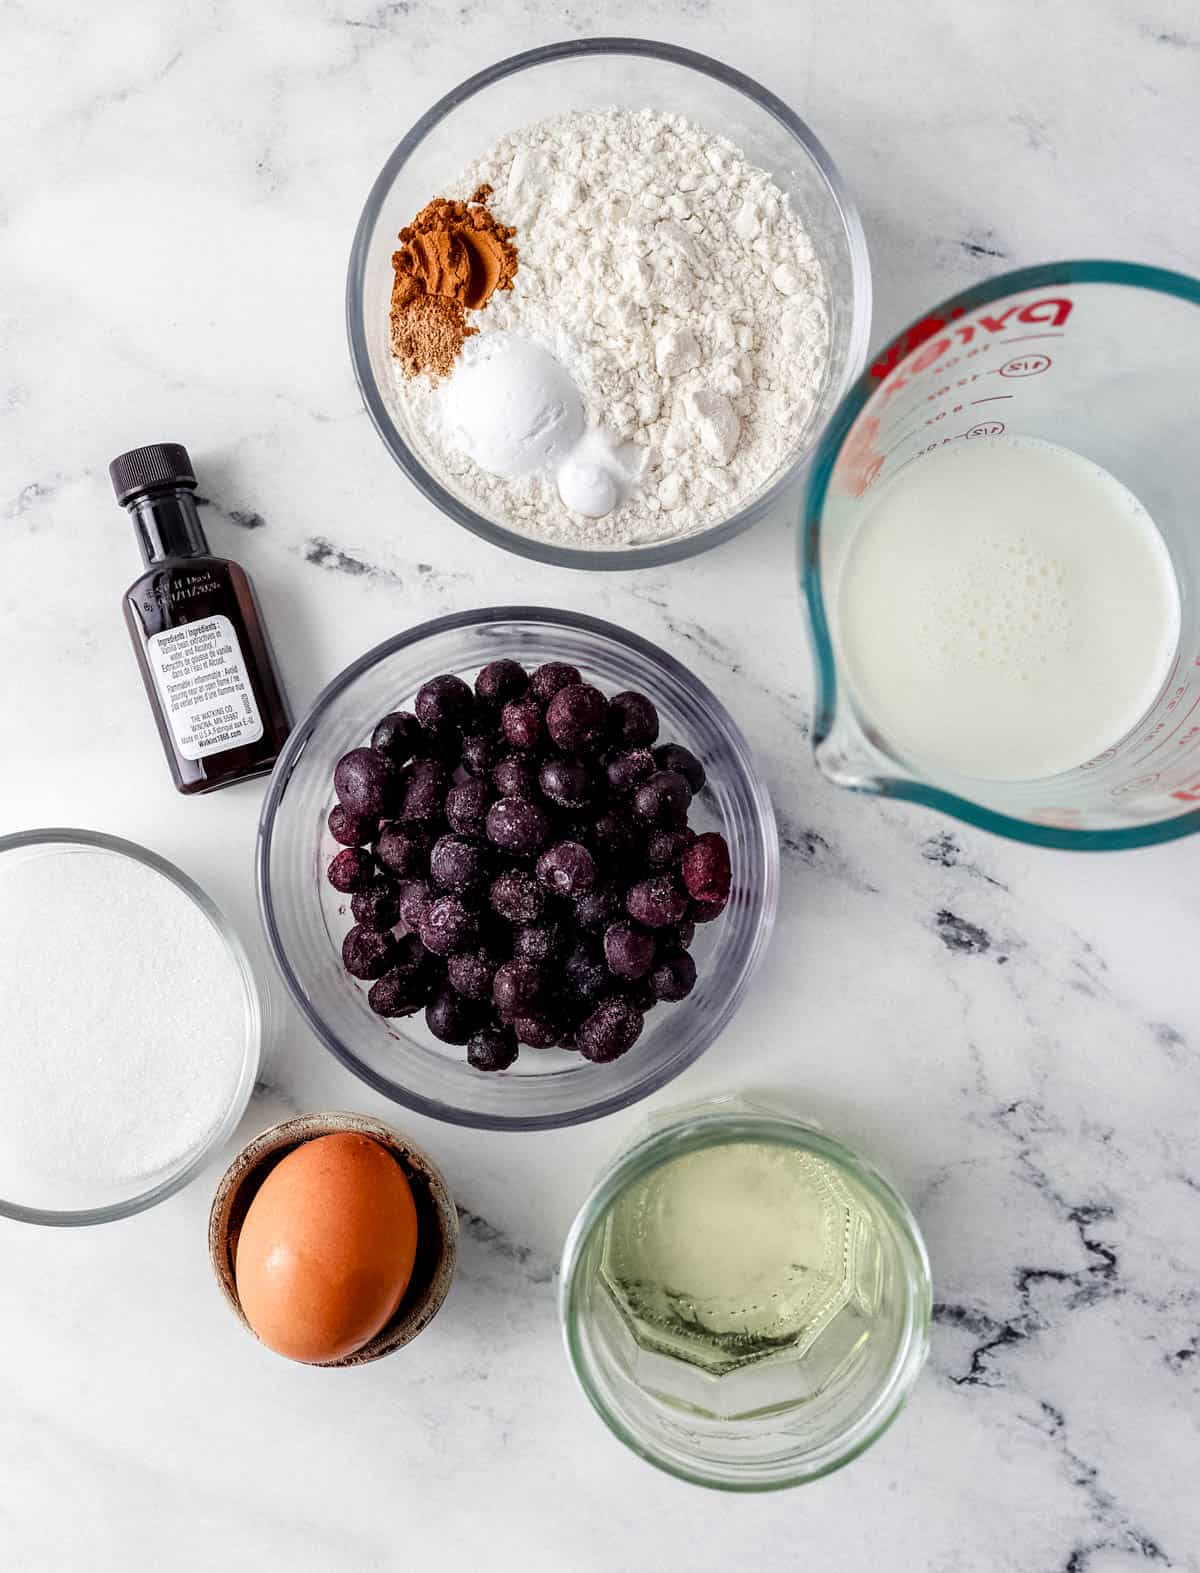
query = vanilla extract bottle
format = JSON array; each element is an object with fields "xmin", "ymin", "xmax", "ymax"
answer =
[{"xmin": 112, "ymin": 442, "xmax": 291, "ymax": 794}]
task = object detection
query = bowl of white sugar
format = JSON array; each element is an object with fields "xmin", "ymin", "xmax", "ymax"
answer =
[
  {"xmin": 0, "ymin": 830, "xmax": 260, "ymax": 1226},
  {"xmin": 347, "ymin": 38, "xmax": 871, "ymax": 568}
]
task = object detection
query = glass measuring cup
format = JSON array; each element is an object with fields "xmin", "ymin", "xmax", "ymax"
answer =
[{"xmin": 802, "ymin": 261, "xmax": 1200, "ymax": 850}]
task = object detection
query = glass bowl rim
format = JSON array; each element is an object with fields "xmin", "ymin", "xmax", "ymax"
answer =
[
  {"xmin": 256, "ymin": 605, "xmax": 779, "ymax": 1131},
  {"xmin": 800, "ymin": 258, "xmax": 1200, "ymax": 851},
  {"xmin": 345, "ymin": 34, "xmax": 873, "ymax": 572},
  {"xmin": 0, "ymin": 827, "xmax": 262, "ymax": 1228},
  {"xmin": 558, "ymin": 1108, "xmax": 933, "ymax": 1490}
]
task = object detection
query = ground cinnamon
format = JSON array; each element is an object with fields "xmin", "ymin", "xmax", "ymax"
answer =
[{"xmin": 389, "ymin": 186, "xmax": 518, "ymax": 377}]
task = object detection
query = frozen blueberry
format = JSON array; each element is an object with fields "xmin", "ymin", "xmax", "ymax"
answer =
[
  {"xmin": 446, "ymin": 947, "xmax": 498, "ymax": 1001},
  {"xmin": 370, "ymin": 711, "xmax": 422, "ymax": 763},
  {"xmin": 492, "ymin": 753, "xmax": 539, "ymax": 799},
  {"xmin": 607, "ymin": 691, "xmax": 659, "ymax": 747},
  {"xmin": 529, "ymin": 661, "xmax": 581, "ymax": 704},
  {"xmin": 476, "ymin": 911, "xmax": 516, "ymax": 962},
  {"xmin": 328, "ymin": 804, "xmax": 377, "ymax": 848},
  {"xmin": 626, "ymin": 875, "xmax": 690, "ymax": 929},
  {"xmin": 574, "ymin": 882, "xmax": 623, "ymax": 932},
  {"xmin": 341, "ymin": 925, "xmax": 396, "ymax": 980},
  {"xmin": 653, "ymin": 743, "xmax": 706, "ymax": 794},
  {"xmin": 501, "ymin": 696, "xmax": 543, "ymax": 752},
  {"xmin": 489, "ymin": 868, "xmax": 545, "ymax": 924},
  {"xmin": 415, "ymin": 673, "xmax": 474, "ymax": 735},
  {"xmin": 632, "ymin": 769, "xmax": 691, "ymax": 828},
  {"xmin": 681, "ymin": 832, "xmax": 732, "ymax": 904},
  {"xmin": 512, "ymin": 919, "xmax": 566, "ymax": 965},
  {"xmin": 430, "ymin": 834, "xmax": 489, "ymax": 894},
  {"xmin": 604, "ymin": 920, "xmax": 657, "ymax": 980},
  {"xmin": 460, "ymin": 732, "xmax": 497, "ymax": 778},
  {"xmin": 396, "ymin": 877, "xmax": 433, "ymax": 931},
  {"xmin": 411, "ymin": 723, "xmax": 463, "ymax": 765},
  {"xmin": 557, "ymin": 816, "xmax": 596, "ymax": 849},
  {"xmin": 546, "ymin": 683, "xmax": 608, "ymax": 752},
  {"xmin": 334, "ymin": 748, "xmax": 396, "ymax": 818},
  {"xmin": 330, "ymin": 657, "xmax": 719, "ymax": 1073},
  {"xmin": 426, "ymin": 986, "xmax": 478, "ymax": 1045},
  {"xmin": 563, "ymin": 943, "xmax": 610, "ymax": 1005},
  {"xmin": 645, "ymin": 825, "xmax": 697, "ymax": 869},
  {"xmin": 538, "ymin": 757, "xmax": 593, "ymax": 809},
  {"xmin": 486, "ymin": 797, "xmax": 551, "ymax": 856},
  {"xmin": 351, "ymin": 879, "xmax": 401, "ymax": 931},
  {"xmin": 492, "ymin": 958, "xmax": 547, "ymax": 1019},
  {"xmin": 375, "ymin": 823, "xmax": 430, "ymax": 878},
  {"xmin": 605, "ymin": 748, "xmax": 655, "ymax": 794},
  {"xmin": 446, "ymin": 778, "xmax": 491, "ymax": 835},
  {"xmin": 651, "ymin": 950, "xmax": 698, "ymax": 1001},
  {"xmin": 475, "ymin": 659, "xmax": 527, "ymax": 707},
  {"xmin": 629, "ymin": 975, "xmax": 659, "ymax": 1012},
  {"xmin": 590, "ymin": 810, "xmax": 637, "ymax": 864},
  {"xmin": 391, "ymin": 931, "xmax": 429, "ymax": 972},
  {"xmin": 663, "ymin": 916, "xmax": 697, "ymax": 951},
  {"xmin": 536, "ymin": 841, "xmax": 596, "ymax": 897},
  {"xmin": 396, "ymin": 758, "xmax": 448, "ymax": 822},
  {"xmin": 418, "ymin": 894, "xmax": 478, "ymax": 956},
  {"xmin": 467, "ymin": 1023, "xmax": 518, "ymax": 1072},
  {"xmin": 576, "ymin": 998, "xmax": 644, "ymax": 1063},
  {"xmin": 327, "ymin": 846, "xmax": 376, "ymax": 893},
  {"xmin": 512, "ymin": 1013, "xmax": 566, "ymax": 1050},
  {"xmin": 368, "ymin": 965, "xmax": 430, "ymax": 1018}
]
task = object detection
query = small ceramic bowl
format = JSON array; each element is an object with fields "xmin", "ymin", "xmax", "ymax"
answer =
[{"xmin": 208, "ymin": 1111, "xmax": 458, "ymax": 1367}]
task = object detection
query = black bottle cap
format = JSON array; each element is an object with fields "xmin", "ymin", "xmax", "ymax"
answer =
[{"xmin": 109, "ymin": 443, "xmax": 197, "ymax": 506}]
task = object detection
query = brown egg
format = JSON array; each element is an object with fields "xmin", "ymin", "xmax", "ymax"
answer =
[{"xmin": 234, "ymin": 1132, "xmax": 419, "ymax": 1364}]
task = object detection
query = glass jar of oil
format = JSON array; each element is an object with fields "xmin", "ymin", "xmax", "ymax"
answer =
[{"xmin": 559, "ymin": 1096, "xmax": 931, "ymax": 1490}]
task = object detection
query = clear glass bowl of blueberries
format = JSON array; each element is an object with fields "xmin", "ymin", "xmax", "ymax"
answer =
[{"xmin": 258, "ymin": 608, "xmax": 778, "ymax": 1130}]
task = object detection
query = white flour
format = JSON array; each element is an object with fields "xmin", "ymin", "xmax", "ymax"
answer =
[
  {"xmin": 0, "ymin": 845, "xmax": 247, "ymax": 1204},
  {"xmin": 396, "ymin": 108, "xmax": 831, "ymax": 548}
]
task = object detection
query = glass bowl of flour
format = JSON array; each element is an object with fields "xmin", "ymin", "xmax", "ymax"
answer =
[
  {"xmin": 347, "ymin": 38, "xmax": 871, "ymax": 568},
  {"xmin": 0, "ymin": 831, "xmax": 261, "ymax": 1225}
]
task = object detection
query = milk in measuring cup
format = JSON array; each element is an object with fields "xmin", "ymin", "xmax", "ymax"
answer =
[{"xmin": 836, "ymin": 436, "xmax": 1180, "ymax": 781}]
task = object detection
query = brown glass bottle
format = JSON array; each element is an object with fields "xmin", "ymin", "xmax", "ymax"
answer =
[{"xmin": 113, "ymin": 443, "xmax": 291, "ymax": 794}]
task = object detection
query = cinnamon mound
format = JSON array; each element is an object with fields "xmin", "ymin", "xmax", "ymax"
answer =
[{"xmin": 390, "ymin": 186, "xmax": 518, "ymax": 378}]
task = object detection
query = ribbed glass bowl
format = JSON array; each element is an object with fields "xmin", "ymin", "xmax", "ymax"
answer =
[
  {"xmin": 560, "ymin": 1100, "xmax": 932, "ymax": 1490},
  {"xmin": 346, "ymin": 37, "xmax": 871, "ymax": 569},
  {"xmin": 257, "ymin": 609, "xmax": 778, "ymax": 1130}
]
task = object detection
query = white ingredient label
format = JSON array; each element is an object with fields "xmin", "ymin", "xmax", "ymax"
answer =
[{"xmin": 147, "ymin": 615, "xmax": 263, "ymax": 760}]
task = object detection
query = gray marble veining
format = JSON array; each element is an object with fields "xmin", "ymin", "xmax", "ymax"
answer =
[{"xmin": 1, "ymin": 2, "xmax": 1198, "ymax": 1569}]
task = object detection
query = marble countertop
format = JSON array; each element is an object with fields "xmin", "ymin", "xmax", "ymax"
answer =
[{"xmin": 2, "ymin": 2, "xmax": 1198, "ymax": 1568}]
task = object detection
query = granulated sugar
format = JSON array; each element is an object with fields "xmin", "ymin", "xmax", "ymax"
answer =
[
  {"xmin": 397, "ymin": 108, "xmax": 831, "ymax": 549},
  {"xmin": 0, "ymin": 843, "xmax": 248, "ymax": 1206}
]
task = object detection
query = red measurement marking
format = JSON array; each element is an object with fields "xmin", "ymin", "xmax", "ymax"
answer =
[
  {"xmin": 1133, "ymin": 690, "xmax": 1200, "ymax": 765},
  {"xmin": 869, "ymin": 297, "xmax": 1073, "ymax": 383},
  {"xmin": 1110, "ymin": 772, "xmax": 1161, "ymax": 798},
  {"xmin": 869, "ymin": 309, "xmax": 967, "ymax": 383},
  {"xmin": 1030, "ymin": 807, "xmax": 1081, "ymax": 827},
  {"xmin": 1079, "ymin": 747, "xmax": 1119, "ymax": 770},
  {"xmin": 1000, "ymin": 354, "xmax": 1052, "ymax": 378}
]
